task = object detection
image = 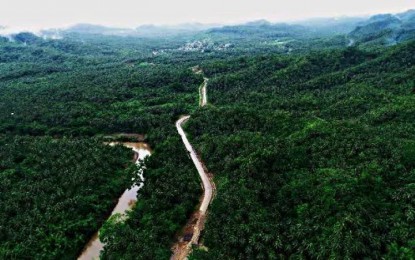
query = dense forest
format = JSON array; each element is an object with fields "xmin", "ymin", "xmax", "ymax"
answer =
[
  {"xmin": 1, "ymin": 9, "xmax": 415, "ymax": 259},
  {"xmin": 100, "ymin": 131, "xmax": 202, "ymax": 259},
  {"xmin": 0, "ymin": 136, "xmax": 133, "ymax": 259},
  {"xmin": 187, "ymin": 42, "xmax": 415, "ymax": 259},
  {"xmin": 0, "ymin": 34, "xmax": 203, "ymax": 258}
]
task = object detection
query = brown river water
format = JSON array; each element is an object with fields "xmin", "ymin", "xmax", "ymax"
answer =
[{"xmin": 78, "ymin": 142, "xmax": 151, "ymax": 260}]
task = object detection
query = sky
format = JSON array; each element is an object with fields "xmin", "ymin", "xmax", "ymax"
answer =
[{"xmin": 0, "ymin": 0, "xmax": 414, "ymax": 31}]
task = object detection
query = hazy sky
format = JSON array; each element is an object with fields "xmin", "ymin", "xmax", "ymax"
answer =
[{"xmin": 1, "ymin": 0, "xmax": 414, "ymax": 30}]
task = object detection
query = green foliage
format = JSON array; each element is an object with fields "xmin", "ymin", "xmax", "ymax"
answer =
[
  {"xmin": 0, "ymin": 136, "xmax": 133, "ymax": 259},
  {"xmin": 1, "ymin": 21, "xmax": 415, "ymax": 259},
  {"xmin": 100, "ymin": 133, "xmax": 201, "ymax": 259},
  {"xmin": 0, "ymin": 35, "xmax": 203, "ymax": 258},
  {"xmin": 186, "ymin": 41, "xmax": 415, "ymax": 259},
  {"xmin": 0, "ymin": 43, "xmax": 201, "ymax": 136}
]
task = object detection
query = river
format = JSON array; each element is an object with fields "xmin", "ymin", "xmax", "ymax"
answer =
[{"xmin": 78, "ymin": 142, "xmax": 151, "ymax": 260}]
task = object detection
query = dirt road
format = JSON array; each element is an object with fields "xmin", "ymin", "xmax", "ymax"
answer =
[
  {"xmin": 171, "ymin": 70, "xmax": 214, "ymax": 260},
  {"xmin": 176, "ymin": 116, "xmax": 213, "ymax": 214}
]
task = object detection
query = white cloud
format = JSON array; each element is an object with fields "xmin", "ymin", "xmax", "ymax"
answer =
[{"xmin": 0, "ymin": 0, "xmax": 414, "ymax": 30}]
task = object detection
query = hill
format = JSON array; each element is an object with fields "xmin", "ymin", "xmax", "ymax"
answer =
[{"xmin": 349, "ymin": 10, "xmax": 415, "ymax": 45}]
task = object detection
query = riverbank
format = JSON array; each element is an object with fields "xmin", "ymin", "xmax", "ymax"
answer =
[{"xmin": 78, "ymin": 142, "xmax": 151, "ymax": 260}]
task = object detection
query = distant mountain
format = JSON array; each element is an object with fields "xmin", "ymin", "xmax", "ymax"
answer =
[
  {"xmin": 294, "ymin": 16, "xmax": 367, "ymax": 35},
  {"xmin": 64, "ymin": 24, "xmax": 135, "ymax": 36},
  {"xmin": 244, "ymin": 19, "xmax": 272, "ymax": 27},
  {"xmin": 399, "ymin": 9, "xmax": 415, "ymax": 31},
  {"xmin": 12, "ymin": 32, "xmax": 41, "ymax": 44},
  {"xmin": 348, "ymin": 10, "xmax": 415, "ymax": 45},
  {"xmin": 396, "ymin": 9, "xmax": 415, "ymax": 21},
  {"xmin": 207, "ymin": 22, "xmax": 309, "ymax": 40},
  {"xmin": 206, "ymin": 16, "xmax": 370, "ymax": 42},
  {"xmin": 2, "ymin": 9, "xmax": 415, "ymax": 46},
  {"xmin": 213, "ymin": 10, "xmax": 415, "ymax": 45},
  {"xmin": 45, "ymin": 23, "xmax": 220, "ymax": 38},
  {"xmin": 135, "ymin": 23, "xmax": 219, "ymax": 37}
]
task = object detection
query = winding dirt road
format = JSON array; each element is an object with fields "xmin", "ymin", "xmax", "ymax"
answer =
[
  {"xmin": 176, "ymin": 116, "xmax": 213, "ymax": 214},
  {"xmin": 80, "ymin": 69, "xmax": 211, "ymax": 260},
  {"xmin": 171, "ymin": 70, "xmax": 214, "ymax": 260},
  {"xmin": 179, "ymin": 71, "xmax": 213, "ymax": 213}
]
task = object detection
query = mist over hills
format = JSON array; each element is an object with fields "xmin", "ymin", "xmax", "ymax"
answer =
[
  {"xmin": 43, "ymin": 22, "xmax": 221, "ymax": 38},
  {"xmin": 348, "ymin": 9, "xmax": 415, "ymax": 45},
  {"xmin": 293, "ymin": 16, "xmax": 367, "ymax": 35},
  {"xmin": 1, "ymin": 9, "xmax": 415, "ymax": 47}
]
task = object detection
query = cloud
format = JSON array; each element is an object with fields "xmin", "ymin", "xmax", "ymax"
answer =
[{"xmin": 0, "ymin": 0, "xmax": 413, "ymax": 31}]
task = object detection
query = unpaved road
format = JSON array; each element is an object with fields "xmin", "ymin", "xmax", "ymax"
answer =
[
  {"xmin": 177, "ymin": 72, "xmax": 212, "ymax": 214},
  {"xmin": 200, "ymin": 77, "xmax": 208, "ymax": 107},
  {"xmin": 176, "ymin": 116, "xmax": 213, "ymax": 214},
  {"xmin": 171, "ymin": 71, "xmax": 214, "ymax": 260}
]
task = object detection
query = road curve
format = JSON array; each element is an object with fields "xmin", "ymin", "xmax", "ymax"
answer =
[
  {"xmin": 176, "ymin": 116, "xmax": 212, "ymax": 214},
  {"xmin": 171, "ymin": 70, "xmax": 214, "ymax": 260},
  {"xmin": 200, "ymin": 77, "xmax": 208, "ymax": 107}
]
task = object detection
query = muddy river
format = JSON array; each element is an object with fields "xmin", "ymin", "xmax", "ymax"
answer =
[{"xmin": 78, "ymin": 142, "xmax": 151, "ymax": 260}]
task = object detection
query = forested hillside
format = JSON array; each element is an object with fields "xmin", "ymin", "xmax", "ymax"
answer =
[
  {"xmin": 187, "ymin": 42, "xmax": 415, "ymax": 259},
  {"xmin": 0, "ymin": 35, "xmax": 203, "ymax": 259},
  {"xmin": 100, "ymin": 132, "xmax": 202, "ymax": 259},
  {"xmin": 1, "ymin": 10, "xmax": 415, "ymax": 259},
  {"xmin": 0, "ymin": 136, "xmax": 133, "ymax": 259},
  {"xmin": 349, "ymin": 10, "xmax": 415, "ymax": 45},
  {"xmin": 0, "ymin": 36, "xmax": 202, "ymax": 136}
]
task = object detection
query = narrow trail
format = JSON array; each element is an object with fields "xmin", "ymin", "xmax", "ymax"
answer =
[{"xmin": 171, "ymin": 69, "xmax": 215, "ymax": 260}]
